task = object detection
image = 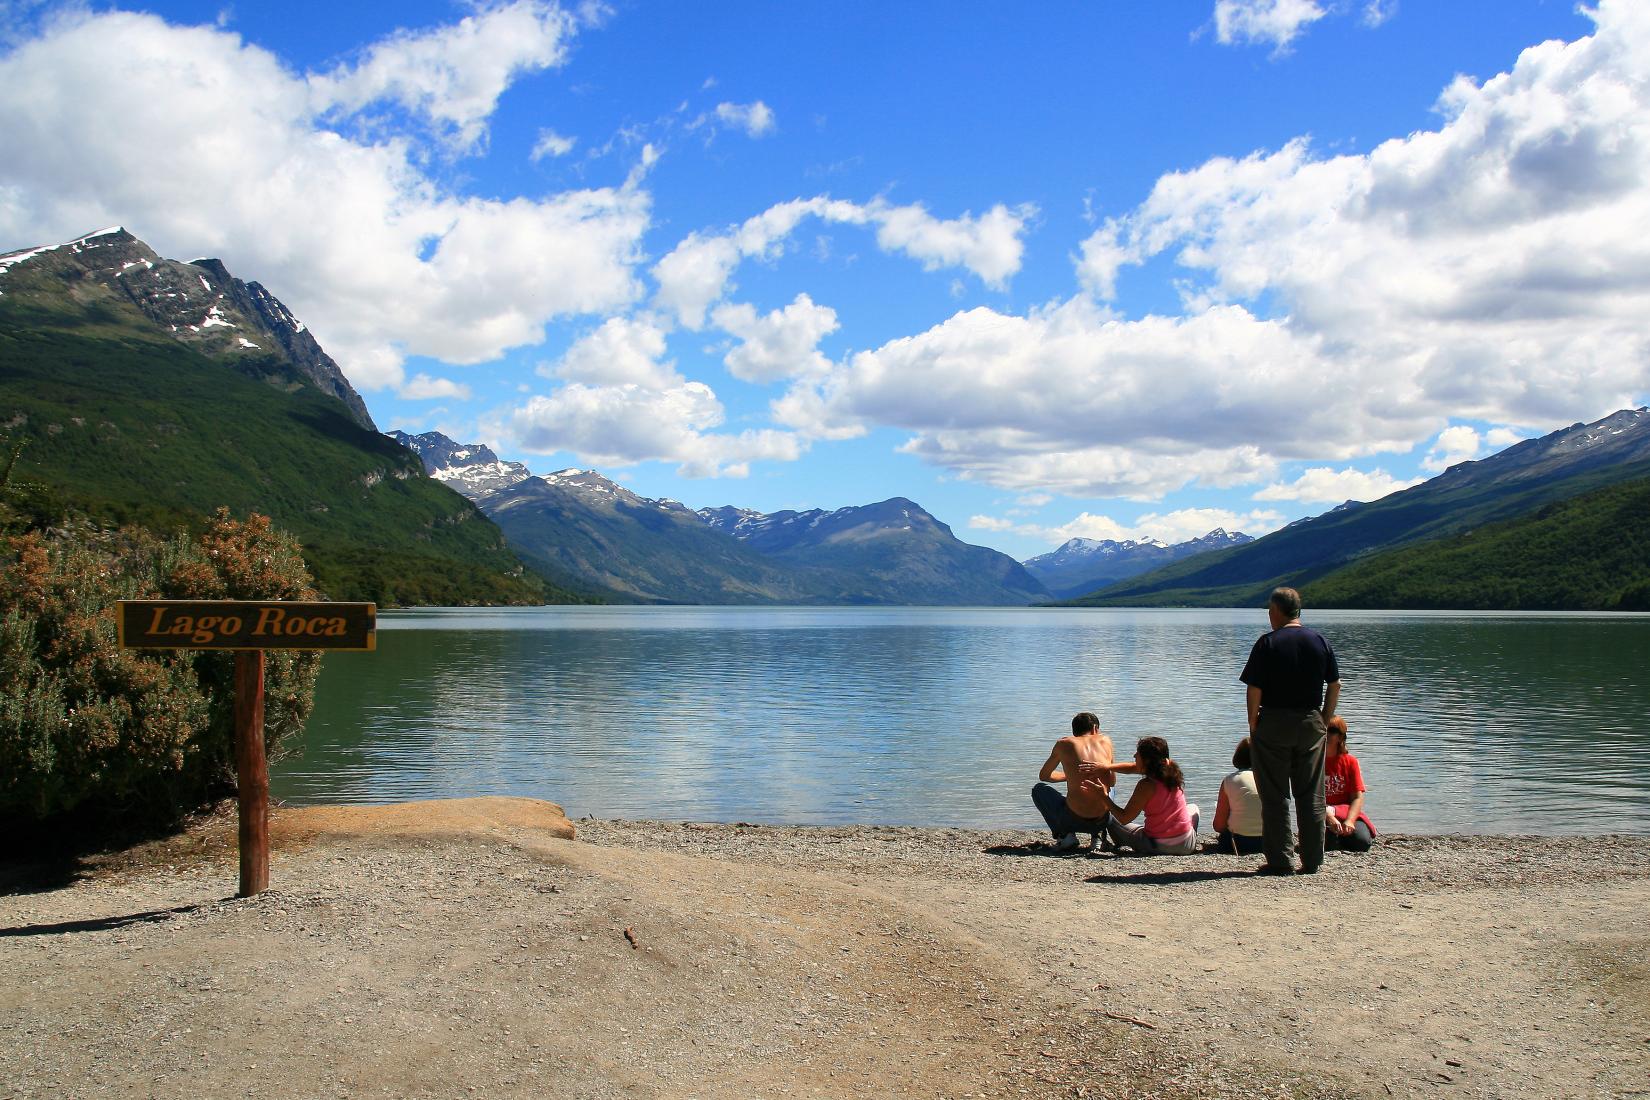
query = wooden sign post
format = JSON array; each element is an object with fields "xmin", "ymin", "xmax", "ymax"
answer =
[{"xmin": 118, "ymin": 600, "xmax": 376, "ymax": 897}]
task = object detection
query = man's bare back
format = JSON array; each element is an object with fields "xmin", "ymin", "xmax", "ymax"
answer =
[{"xmin": 1042, "ymin": 731, "xmax": 1116, "ymax": 818}]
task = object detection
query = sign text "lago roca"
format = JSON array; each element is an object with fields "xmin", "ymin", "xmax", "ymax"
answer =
[{"xmin": 117, "ymin": 600, "xmax": 377, "ymax": 651}]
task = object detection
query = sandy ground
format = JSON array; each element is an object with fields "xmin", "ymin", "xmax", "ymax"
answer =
[{"xmin": 2, "ymin": 797, "xmax": 1647, "ymax": 1099}]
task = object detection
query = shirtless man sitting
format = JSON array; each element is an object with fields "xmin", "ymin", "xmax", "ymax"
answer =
[{"xmin": 1032, "ymin": 712, "xmax": 1119, "ymax": 853}]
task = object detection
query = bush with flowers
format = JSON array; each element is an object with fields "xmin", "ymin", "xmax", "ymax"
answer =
[{"xmin": 0, "ymin": 508, "xmax": 320, "ymax": 825}]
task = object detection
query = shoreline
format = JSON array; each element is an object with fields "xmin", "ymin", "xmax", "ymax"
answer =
[{"xmin": 4, "ymin": 798, "xmax": 1647, "ymax": 1098}]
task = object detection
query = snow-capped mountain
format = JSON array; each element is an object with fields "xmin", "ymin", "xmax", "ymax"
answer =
[
  {"xmin": 388, "ymin": 430, "xmax": 533, "ymax": 500},
  {"xmin": 0, "ymin": 227, "xmax": 374, "ymax": 430},
  {"xmin": 535, "ymin": 467, "xmax": 697, "ymax": 516},
  {"xmin": 695, "ymin": 496, "xmax": 1048, "ymax": 603},
  {"xmin": 697, "ymin": 498, "xmax": 965, "ymax": 554},
  {"xmin": 390, "ymin": 430, "xmax": 1048, "ymax": 604},
  {"xmin": 1436, "ymin": 406, "xmax": 1650, "ymax": 486},
  {"xmin": 1023, "ymin": 529, "xmax": 1253, "ymax": 600}
]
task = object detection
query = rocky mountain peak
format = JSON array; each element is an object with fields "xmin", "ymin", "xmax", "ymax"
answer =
[
  {"xmin": 390, "ymin": 429, "xmax": 531, "ymax": 501},
  {"xmin": 0, "ymin": 227, "xmax": 374, "ymax": 431}
]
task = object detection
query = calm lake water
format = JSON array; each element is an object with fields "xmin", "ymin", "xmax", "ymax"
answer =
[{"xmin": 270, "ymin": 607, "xmax": 1650, "ymax": 836}]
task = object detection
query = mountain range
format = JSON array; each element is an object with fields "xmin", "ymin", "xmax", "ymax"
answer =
[
  {"xmin": 392, "ymin": 432, "xmax": 1057, "ymax": 605},
  {"xmin": 8, "ymin": 227, "xmax": 1642, "ymax": 611},
  {"xmin": 1069, "ymin": 407, "xmax": 1650, "ymax": 609},
  {"xmin": 1022, "ymin": 530, "xmax": 1253, "ymax": 600}
]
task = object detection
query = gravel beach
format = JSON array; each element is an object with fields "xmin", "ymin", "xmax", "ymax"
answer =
[{"xmin": 3, "ymin": 797, "xmax": 1647, "ymax": 1098}]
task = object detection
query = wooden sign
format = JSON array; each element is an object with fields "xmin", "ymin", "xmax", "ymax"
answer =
[
  {"xmin": 116, "ymin": 599, "xmax": 376, "ymax": 896},
  {"xmin": 117, "ymin": 600, "xmax": 375, "ymax": 651}
]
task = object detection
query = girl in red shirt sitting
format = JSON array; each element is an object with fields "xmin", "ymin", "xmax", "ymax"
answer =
[{"xmin": 1324, "ymin": 716, "xmax": 1376, "ymax": 852}]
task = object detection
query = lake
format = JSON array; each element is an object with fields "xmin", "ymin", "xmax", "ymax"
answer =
[{"xmin": 270, "ymin": 606, "xmax": 1650, "ymax": 836}]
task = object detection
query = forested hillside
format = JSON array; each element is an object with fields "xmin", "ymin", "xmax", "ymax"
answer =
[
  {"xmin": 0, "ymin": 325, "xmax": 560, "ymax": 605},
  {"xmin": 1306, "ymin": 477, "xmax": 1650, "ymax": 610}
]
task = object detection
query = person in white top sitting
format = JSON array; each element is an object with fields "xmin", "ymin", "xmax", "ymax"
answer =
[{"xmin": 1214, "ymin": 736, "xmax": 1265, "ymax": 856}]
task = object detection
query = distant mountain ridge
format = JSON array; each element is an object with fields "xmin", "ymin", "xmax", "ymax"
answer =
[
  {"xmin": 1023, "ymin": 529, "xmax": 1253, "ymax": 600},
  {"xmin": 1070, "ymin": 407, "xmax": 1650, "ymax": 607},
  {"xmin": 395, "ymin": 430, "xmax": 1049, "ymax": 605},
  {"xmin": 0, "ymin": 227, "xmax": 374, "ymax": 430}
]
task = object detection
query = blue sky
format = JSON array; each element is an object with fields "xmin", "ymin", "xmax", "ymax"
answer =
[{"xmin": 3, "ymin": 0, "xmax": 1646, "ymax": 560}]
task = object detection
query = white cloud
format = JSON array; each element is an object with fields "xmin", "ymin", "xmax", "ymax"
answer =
[
  {"xmin": 714, "ymin": 100, "xmax": 776, "ymax": 138},
  {"xmin": 972, "ymin": 507, "xmax": 1285, "ymax": 547},
  {"xmin": 1015, "ymin": 0, "xmax": 1650, "ymax": 495},
  {"xmin": 796, "ymin": 295, "xmax": 1439, "ymax": 495},
  {"xmin": 1485, "ymin": 427, "xmax": 1527, "ymax": 451},
  {"xmin": 546, "ymin": 315, "xmax": 678, "ymax": 389},
  {"xmin": 768, "ymin": 380, "xmax": 867, "ymax": 442},
  {"xmin": 1212, "ymin": 0, "xmax": 1326, "ymax": 52},
  {"xmin": 0, "ymin": 6, "xmax": 648, "ymax": 392},
  {"xmin": 399, "ymin": 373, "xmax": 473, "ymax": 400},
  {"xmin": 871, "ymin": 201, "xmax": 1033, "ymax": 287},
  {"xmin": 650, "ymin": 232, "xmax": 745, "ymax": 330},
  {"xmin": 711, "ymin": 293, "xmax": 839, "ymax": 383},
  {"xmin": 650, "ymin": 196, "xmax": 1034, "ymax": 327},
  {"xmin": 309, "ymin": 1, "xmax": 577, "ymax": 153},
  {"xmin": 1254, "ymin": 466, "xmax": 1420, "ymax": 503},
  {"xmin": 1422, "ymin": 425, "xmax": 1482, "ymax": 472},
  {"xmin": 508, "ymin": 382, "xmax": 803, "ymax": 477},
  {"xmin": 531, "ymin": 128, "xmax": 577, "ymax": 160},
  {"xmin": 1361, "ymin": 1, "xmax": 1396, "ymax": 29}
]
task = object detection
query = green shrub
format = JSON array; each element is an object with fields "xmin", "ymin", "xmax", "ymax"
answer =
[{"xmin": 0, "ymin": 510, "xmax": 320, "ymax": 825}]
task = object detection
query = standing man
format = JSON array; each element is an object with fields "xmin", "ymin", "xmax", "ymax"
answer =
[{"xmin": 1240, "ymin": 587, "xmax": 1340, "ymax": 876}]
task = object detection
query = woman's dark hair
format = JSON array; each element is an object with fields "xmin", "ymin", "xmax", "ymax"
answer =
[
  {"xmin": 1136, "ymin": 736, "xmax": 1184, "ymax": 790},
  {"xmin": 1232, "ymin": 736, "xmax": 1252, "ymax": 771}
]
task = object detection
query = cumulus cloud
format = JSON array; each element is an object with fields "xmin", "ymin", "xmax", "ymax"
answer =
[
  {"xmin": 785, "ymin": 0, "xmax": 1648, "ymax": 499},
  {"xmin": 1422, "ymin": 425, "xmax": 1483, "ymax": 472},
  {"xmin": 871, "ymin": 201, "xmax": 1032, "ymax": 286},
  {"xmin": 1254, "ymin": 466, "xmax": 1420, "ymax": 503},
  {"xmin": 0, "ymin": 5, "xmax": 647, "ymax": 392},
  {"xmin": 768, "ymin": 380, "xmax": 867, "ymax": 442},
  {"xmin": 651, "ymin": 196, "xmax": 1034, "ymax": 327},
  {"xmin": 545, "ymin": 315, "xmax": 678, "ymax": 389},
  {"xmin": 1211, "ymin": 0, "xmax": 1326, "ymax": 52},
  {"xmin": 508, "ymin": 382, "xmax": 803, "ymax": 477},
  {"xmin": 1081, "ymin": 0, "xmax": 1650, "ymax": 439},
  {"xmin": 714, "ymin": 100, "xmax": 776, "ymax": 138},
  {"xmin": 711, "ymin": 293, "xmax": 839, "ymax": 383},
  {"xmin": 971, "ymin": 507, "xmax": 1285, "ymax": 547},
  {"xmin": 511, "ymin": 307, "xmax": 810, "ymax": 478},
  {"xmin": 531, "ymin": 128, "xmax": 577, "ymax": 160},
  {"xmin": 1485, "ymin": 427, "xmax": 1528, "ymax": 452},
  {"xmin": 793, "ymin": 295, "xmax": 1435, "ymax": 495},
  {"xmin": 309, "ymin": 1, "xmax": 577, "ymax": 153},
  {"xmin": 650, "ymin": 232, "xmax": 745, "ymax": 330},
  {"xmin": 399, "ymin": 373, "xmax": 473, "ymax": 400}
]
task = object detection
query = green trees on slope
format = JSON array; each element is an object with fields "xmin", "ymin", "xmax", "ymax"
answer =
[{"xmin": 1307, "ymin": 477, "xmax": 1650, "ymax": 610}]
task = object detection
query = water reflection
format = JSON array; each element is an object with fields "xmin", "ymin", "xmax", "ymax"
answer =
[{"xmin": 271, "ymin": 607, "xmax": 1650, "ymax": 835}]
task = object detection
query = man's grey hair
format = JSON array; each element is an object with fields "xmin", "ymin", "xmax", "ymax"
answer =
[{"xmin": 1269, "ymin": 586, "xmax": 1303, "ymax": 619}]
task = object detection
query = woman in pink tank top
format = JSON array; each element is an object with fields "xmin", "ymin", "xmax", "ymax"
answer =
[{"xmin": 1093, "ymin": 737, "xmax": 1201, "ymax": 856}]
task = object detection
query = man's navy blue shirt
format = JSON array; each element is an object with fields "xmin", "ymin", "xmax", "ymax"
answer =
[{"xmin": 1240, "ymin": 625, "xmax": 1340, "ymax": 710}]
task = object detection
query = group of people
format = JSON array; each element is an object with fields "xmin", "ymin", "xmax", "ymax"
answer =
[{"xmin": 1031, "ymin": 587, "xmax": 1375, "ymax": 872}]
